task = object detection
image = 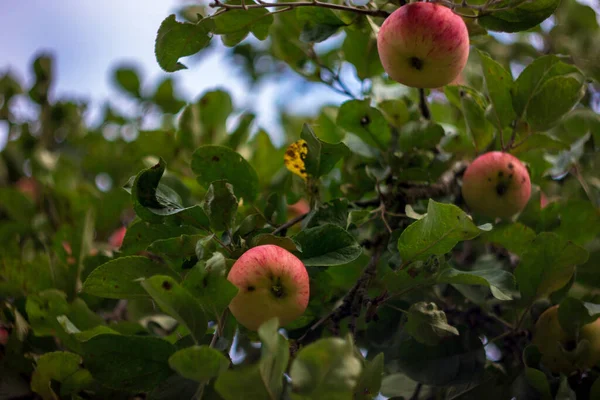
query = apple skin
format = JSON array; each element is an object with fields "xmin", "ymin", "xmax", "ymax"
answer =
[
  {"xmin": 109, "ymin": 226, "xmax": 127, "ymax": 249},
  {"xmin": 461, "ymin": 152, "xmax": 531, "ymax": 219},
  {"xmin": 377, "ymin": 3, "xmax": 470, "ymax": 88},
  {"xmin": 533, "ymin": 305, "xmax": 600, "ymax": 374},
  {"xmin": 227, "ymin": 245, "xmax": 310, "ymax": 331}
]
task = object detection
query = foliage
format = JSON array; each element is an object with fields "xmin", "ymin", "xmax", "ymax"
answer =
[{"xmin": 1, "ymin": 0, "xmax": 600, "ymax": 398}]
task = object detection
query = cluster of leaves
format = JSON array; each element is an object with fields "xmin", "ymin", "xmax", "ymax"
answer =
[{"xmin": 1, "ymin": 0, "xmax": 600, "ymax": 399}]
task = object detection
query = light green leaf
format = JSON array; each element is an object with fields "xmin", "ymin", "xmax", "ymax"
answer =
[
  {"xmin": 404, "ymin": 302, "xmax": 459, "ymax": 345},
  {"xmin": 168, "ymin": 345, "xmax": 229, "ymax": 383},
  {"xmin": 337, "ymin": 99, "xmax": 391, "ymax": 150}
]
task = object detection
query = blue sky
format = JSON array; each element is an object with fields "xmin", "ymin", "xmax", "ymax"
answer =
[{"xmin": 0, "ymin": 0, "xmax": 347, "ymax": 146}]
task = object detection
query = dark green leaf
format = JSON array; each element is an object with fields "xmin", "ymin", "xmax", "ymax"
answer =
[
  {"xmin": 300, "ymin": 124, "xmax": 350, "ymax": 178},
  {"xmin": 191, "ymin": 145, "xmax": 259, "ymax": 202},
  {"xmin": 438, "ymin": 267, "xmax": 516, "ymax": 301},
  {"xmin": 342, "ymin": 29, "xmax": 383, "ymax": 80},
  {"xmin": 113, "ymin": 66, "xmax": 141, "ymax": 97},
  {"xmin": 398, "ymin": 121, "xmax": 444, "ymax": 151},
  {"xmin": 515, "ymin": 232, "xmax": 589, "ymax": 302},
  {"xmin": 398, "ymin": 200, "xmax": 481, "ymax": 262},
  {"xmin": 121, "ymin": 220, "xmax": 202, "ymax": 255},
  {"xmin": 477, "ymin": 50, "xmax": 516, "ymax": 128},
  {"xmin": 481, "ymin": 222, "xmax": 536, "ymax": 256},
  {"xmin": 203, "ymin": 180, "xmax": 238, "ymax": 232},
  {"xmin": 142, "ymin": 275, "xmax": 208, "ymax": 344},
  {"xmin": 405, "ymin": 302, "xmax": 459, "ymax": 346},
  {"xmin": 82, "ymin": 256, "xmax": 179, "ymax": 299},
  {"xmin": 337, "ymin": 99, "xmax": 391, "ymax": 150},
  {"xmin": 168, "ymin": 345, "xmax": 229, "ymax": 383},
  {"xmin": 81, "ymin": 334, "xmax": 176, "ymax": 392},
  {"xmin": 354, "ymin": 353, "xmax": 384, "ymax": 400},
  {"xmin": 293, "ymin": 223, "xmax": 362, "ymax": 266},
  {"xmin": 297, "ymin": 8, "xmax": 345, "ymax": 43},
  {"xmin": 478, "ymin": 0, "xmax": 561, "ymax": 32},
  {"xmin": 155, "ymin": 14, "xmax": 214, "ymax": 72},
  {"xmin": 183, "ymin": 258, "xmax": 238, "ymax": 320},
  {"xmin": 290, "ymin": 335, "xmax": 362, "ymax": 399},
  {"xmin": 31, "ymin": 352, "xmax": 93, "ymax": 400}
]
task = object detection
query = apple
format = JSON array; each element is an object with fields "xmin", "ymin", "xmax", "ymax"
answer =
[
  {"xmin": 109, "ymin": 226, "xmax": 127, "ymax": 249},
  {"xmin": 0, "ymin": 327, "xmax": 8, "ymax": 346},
  {"xmin": 461, "ymin": 151, "xmax": 531, "ymax": 219},
  {"xmin": 377, "ymin": 2, "xmax": 470, "ymax": 88},
  {"xmin": 227, "ymin": 244, "xmax": 310, "ymax": 331},
  {"xmin": 533, "ymin": 305, "xmax": 600, "ymax": 374},
  {"xmin": 287, "ymin": 199, "xmax": 310, "ymax": 218}
]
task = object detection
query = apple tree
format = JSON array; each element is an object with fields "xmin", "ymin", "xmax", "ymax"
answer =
[{"xmin": 1, "ymin": 0, "xmax": 600, "ymax": 398}]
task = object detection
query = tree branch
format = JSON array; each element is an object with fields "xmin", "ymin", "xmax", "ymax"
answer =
[
  {"xmin": 210, "ymin": 0, "xmax": 390, "ymax": 18},
  {"xmin": 272, "ymin": 212, "xmax": 308, "ymax": 236}
]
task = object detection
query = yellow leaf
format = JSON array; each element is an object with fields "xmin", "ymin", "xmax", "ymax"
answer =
[{"xmin": 284, "ymin": 139, "xmax": 308, "ymax": 180}]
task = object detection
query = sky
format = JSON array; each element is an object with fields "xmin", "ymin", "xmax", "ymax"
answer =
[{"xmin": 0, "ymin": 0, "xmax": 347, "ymax": 147}]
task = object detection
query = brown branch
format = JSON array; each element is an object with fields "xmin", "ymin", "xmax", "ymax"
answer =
[
  {"xmin": 210, "ymin": 0, "xmax": 390, "ymax": 18},
  {"xmin": 398, "ymin": 161, "xmax": 468, "ymax": 205},
  {"xmin": 296, "ymin": 238, "xmax": 386, "ymax": 343},
  {"xmin": 272, "ymin": 212, "xmax": 308, "ymax": 236}
]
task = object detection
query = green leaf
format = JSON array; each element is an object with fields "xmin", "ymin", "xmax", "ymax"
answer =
[
  {"xmin": 557, "ymin": 297, "xmax": 600, "ymax": 336},
  {"xmin": 481, "ymin": 222, "xmax": 536, "ymax": 256},
  {"xmin": 155, "ymin": 14, "xmax": 214, "ymax": 72},
  {"xmin": 213, "ymin": 2, "xmax": 274, "ymax": 46},
  {"xmin": 510, "ymin": 133, "xmax": 570, "ymax": 155},
  {"xmin": 342, "ymin": 29, "xmax": 384, "ymax": 80},
  {"xmin": 354, "ymin": 353, "xmax": 384, "ymax": 400},
  {"xmin": 526, "ymin": 74, "xmax": 586, "ymax": 131},
  {"xmin": 512, "ymin": 56, "xmax": 584, "ymax": 128},
  {"xmin": 378, "ymin": 99, "xmax": 410, "ymax": 128},
  {"xmin": 258, "ymin": 318, "xmax": 290, "ymax": 399},
  {"xmin": 183, "ymin": 258, "xmax": 238, "ymax": 320},
  {"xmin": 31, "ymin": 352, "xmax": 93, "ymax": 400},
  {"xmin": 478, "ymin": 0, "xmax": 561, "ymax": 32},
  {"xmin": 168, "ymin": 345, "xmax": 229, "ymax": 383},
  {"xmin": 459, "ymin": 89, "xmax": 495, "ymax": 152},
  {"xmin": 113, "ymin": 66, "xmax": 141, "ymax": 97},
  {"xmin": 524, "ymin": 367, "xmax": 553, "ymax": 400},
  {"xmin": 121, "ymin": 220, "xmax": 202, "ymax": 255},
  {"xmin": 289, "ymin": 335, "xmax": 363, "ymax": 399},
  {"xmin": 397, "ymin": 200, "xmax": 482, "ymax": 262},
  {"xmin": 215, "ymin": 365, "xmax": 272, "ymax": 400},
  {"xmin": 515, "ymin": 232, "xmax": 589, "ymax": 302},
  {"xmin": 437, "ymin": 267, "xmax": 516, "ymax": 301},
  {"xmin": 293, "ymin": 223, "xmax": 362, "ymax": 266},
  {"xmin": 250, "ymin": 234, "xmax": 299, "ymax": 252},
  {"xmin": 306, "ymin": 198, "xmax": 349, "ymax": 228},
  {"xmin": 191, "ymin": 145, "xmax": 259, "ymax": 202},
  {"xmin": 405, "ymin": 302, "xmax": 459, "ymax": 346},
  {"xmin": 398, "ymin": 121, "xmax": 445, "ymax": 151},
  {"xmin": 215, "ymin": 318, "xmax": 289, "ymax": 400},
  {"xmin": 141, "ymin": 275, "xmax": 208, "ymax": 344},
  {"xmin": 81, "ymin": 334, "xmax": 176, "ymax": 392},
  {"xmin": 26, "ymin": 289, "xmax": 70, "ymax": 336},
  {"xmin": 297, "ymin": 8, "xmax": 345, "ymax": 43},
  {"xmin": 82, "ymin": 256, "xmax": 179, "ymax": 299},
  {"xmin": 477, "ymin": 50, "xmax": 516, "ymax": 128},
  {"xmin": 147, "ymin": 234, "xmax": 207, "ymax": 262},
  {"xmin": 300, "ymin": 124, "xmax": 350, "ymax": 178},
  {"xmin": 391, "ymin": 328, "xmax": 485, "ymax": 386},
  {"xmin": 203, "ymin": 180, "xmax": 238, "ymax": 232},
  {"xmin": 337, "ymin": 99, "xmax": 391, "ymax": 150}
]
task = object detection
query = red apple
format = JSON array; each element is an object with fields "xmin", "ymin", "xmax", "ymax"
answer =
[
  {"xmin": 287, "ymin": 199, "xmax": 310, "ymax": 217},
  {"xmin": 0, "ymin": 328, "xmax": 8, "ymax": 346},
  {"xmin": 109, "ymin": 226, "xmax": 127, "ymax": 249},
  {"xmin": 15, "ymin": 177, "xmax": 40, "ymax": 202},
  {"xmin": 461, "ymin": 152, "xmax": 531, "ymax": 219},
  {"xmin": 377, "ymin": 3, "xmax": 470, "ymax": 88},
  {"xmin": 227, "ymin": 245, "xmax": 310, "ymax": 331}
]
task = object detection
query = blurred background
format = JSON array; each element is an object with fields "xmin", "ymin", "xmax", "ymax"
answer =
[{"xmin": 0, "ymin": 0, "xmax": 354, "ymax": 149}]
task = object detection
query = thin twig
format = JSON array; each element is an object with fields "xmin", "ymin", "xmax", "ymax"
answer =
[
  {"xmin": 210, "ymin": 0, "xmax": 390, "ymax": 18},
  {"xmin": 272, "ymin": 212, "xmax": 309, "ymax": 236}
]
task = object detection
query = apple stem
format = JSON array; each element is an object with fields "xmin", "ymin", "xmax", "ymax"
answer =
[{"xmin": 418, "ymin": 88, "xmax": 431, "ymax": 120}]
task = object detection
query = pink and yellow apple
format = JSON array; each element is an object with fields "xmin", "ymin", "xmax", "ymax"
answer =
[
  {"xmin": 109, "ymin": 226, "xmax": 127, "ymax": 249},
  {"xmin": 533, "ymin": 305, "xmax": 600, "ymax": 374},
  {"xmin": 461, "ymin": 152, "xmax": 531, "ymax": 219},
  {"xmin": 377, "ymin": 3, "xmax": 470, "ymax": 88},
  {"xmin": 227, "ymin": 244, "xmax": 310, "ymax": 331}
]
